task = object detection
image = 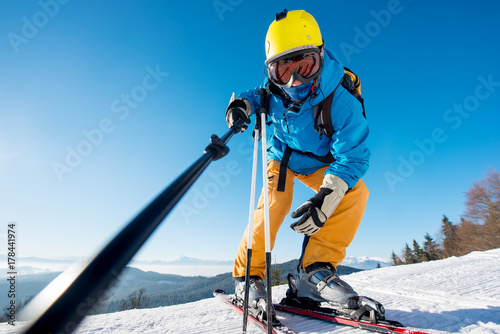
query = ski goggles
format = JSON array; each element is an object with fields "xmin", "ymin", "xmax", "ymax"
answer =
[{"xmin": 267, "ymin": 49, "xmax": 321, "ymax": 88}]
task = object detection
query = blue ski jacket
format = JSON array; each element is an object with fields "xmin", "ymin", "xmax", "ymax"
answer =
[{"xmin": 237, "ymin": 49, "xmax": 370, "ymax": 189}]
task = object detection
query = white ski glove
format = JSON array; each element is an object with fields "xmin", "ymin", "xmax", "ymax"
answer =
[{"xmin": 290, "ymin": 174, "xmax": 348, "ymax": 236}]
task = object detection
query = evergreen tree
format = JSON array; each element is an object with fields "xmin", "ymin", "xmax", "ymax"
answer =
[
  {"xmin": 402, "ymin": 243, "xmax": 417, "ymax": 264},
  {"xmin": 391, "ymin": 251, "xmax": 402, "ymax": 266},
  {"xmin": 441, "ymin": 215, "xmax": 459, "ymax": 258},
  {"xmin": 271, "ymin": 263, "xmax": 284, "ymax": 286},
  {"xmin": 423, "ymin": 232, "xmax": 442, "ymax": 260},
  {"xmin": 412, "ymin": 239, "xmax": 426, "ymax": 263}
]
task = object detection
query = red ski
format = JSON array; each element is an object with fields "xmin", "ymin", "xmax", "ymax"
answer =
[{"xmin": 274, "ymin": 302, "xmax": 432, "ymax": 334}]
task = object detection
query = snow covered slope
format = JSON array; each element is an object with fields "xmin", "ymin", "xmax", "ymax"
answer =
[{"xmin": 4, "ymin": 249, "xmax": 500, "ymax": 334}]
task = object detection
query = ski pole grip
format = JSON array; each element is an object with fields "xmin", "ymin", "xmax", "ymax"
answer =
[{"xmin": 256, "ymin": 88, "xmax": 269, "ymax": 116}]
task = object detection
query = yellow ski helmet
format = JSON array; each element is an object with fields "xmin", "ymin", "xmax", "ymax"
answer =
[{"xmin": 265, "ymin": 9, "xmax": 323, "ymax": 65}]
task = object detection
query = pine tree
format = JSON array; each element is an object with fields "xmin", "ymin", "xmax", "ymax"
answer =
[
  {"xmin": 391, "ymin": 251, "xmax": 402, "ymax": 266},
  {"xmin": 271, "ymin": 263, "xmax": 284, "ymax": 286},
  {"xmin": 441, "ymin": 215, "xmax": 459, "ymax": 258},
  {"xmin": 402, "ymin": 243, "xmax": 417, "ymax": 264},
  {"xmin": 423, "ymin": 232, "xmax": 442, "ymax": 260},
  {"xmin": 412, "ymin": 239, "xmax": 426, "ymax": 263}
]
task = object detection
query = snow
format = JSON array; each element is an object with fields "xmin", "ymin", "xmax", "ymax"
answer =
[{"xmin": 3, "ymin": 249, "xmax": 500, "ymax": 334}]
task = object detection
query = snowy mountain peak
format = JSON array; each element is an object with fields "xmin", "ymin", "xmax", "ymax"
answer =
[
  {"xmin": 166, "ymin": 256, "xmax": 232, "ymax": 265},
  {"xmin": 340, "ymin": 255, "xmax": 391, "ymax": 269},
  {"xmin": 170, "ymin": 255, "xmax": 195, "ymax": 263}
]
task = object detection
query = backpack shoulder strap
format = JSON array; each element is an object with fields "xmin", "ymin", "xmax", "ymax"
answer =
[
  {"xmin": 313, "ymin": 67, "xmax": 367, "ymax": 139},
  {"xmin": 313, "ymin": 82, "xmax": 340, "ymax": 138}
]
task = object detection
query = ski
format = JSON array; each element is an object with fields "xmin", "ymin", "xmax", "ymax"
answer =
[
  {"xmin": 214, "ymin": 289, "xmax": 299, "ymax": 334},
  {"xmin": 274, "ymin": 302, "xmax": 432, "ymax": 334}
]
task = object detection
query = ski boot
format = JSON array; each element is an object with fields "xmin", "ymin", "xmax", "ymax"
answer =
[
  {"xmin": 282, "ymin": 265, "xmax": 386, "ymax": 324},
  {"xmin": 235, "ymin": 277, "xmax": 280, "ymax": 325}
]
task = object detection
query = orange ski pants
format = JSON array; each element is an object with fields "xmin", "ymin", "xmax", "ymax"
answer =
[{"xmin": 233, "ymin": 160, "xmax": 369, "ymax": 279}]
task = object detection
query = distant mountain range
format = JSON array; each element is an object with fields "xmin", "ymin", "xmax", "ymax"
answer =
[
  {"xmin": 131, "ymin": 255, "xmax": 233, "ymax": 266},
  {"xmin": 0, "ymin": 255, "xmax": 232, "ymax": 266},
  {"xmin": 0, "ymin": 254, "xmax": 389, "ymax": 276},
  {"xmin": 340, "ymin": 256, "xmax": 391, "ymax": 270}
]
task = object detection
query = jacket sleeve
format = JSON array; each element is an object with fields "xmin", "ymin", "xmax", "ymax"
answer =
[{"xmin": 326, "ymin": 89, "xmax": 370, "ymax": 189}]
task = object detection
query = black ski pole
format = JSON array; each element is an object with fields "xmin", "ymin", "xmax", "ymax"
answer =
[{"xmin": 20, "ymin": 124, "xmax": 241, "ymax": 334}]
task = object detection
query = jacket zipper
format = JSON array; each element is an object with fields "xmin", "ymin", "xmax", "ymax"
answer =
[{"xmin": 283, "ymin": 108, "xmax": 290, "ymax": 133}]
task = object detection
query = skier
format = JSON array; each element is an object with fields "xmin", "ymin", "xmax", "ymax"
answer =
[{"xmin": 226, "ymin": 9, "xmax": 372, "ymax": 320}]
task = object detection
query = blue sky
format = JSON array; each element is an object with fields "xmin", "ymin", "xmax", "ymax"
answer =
[{"xmin": 1, "ymin": 1, "xmax": 499, "ymax": 267}]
